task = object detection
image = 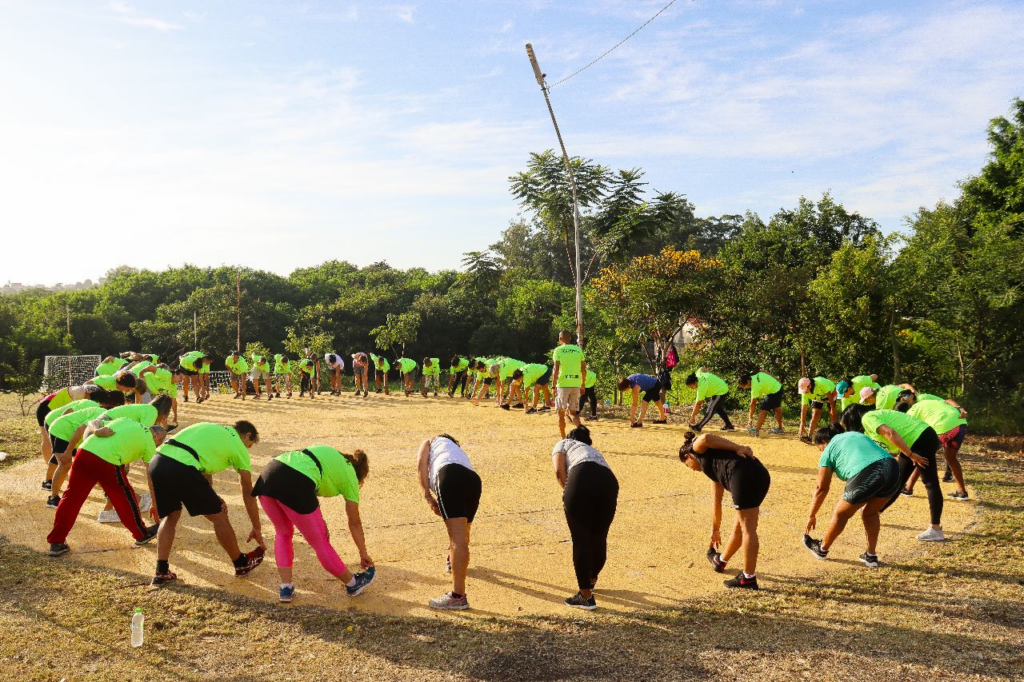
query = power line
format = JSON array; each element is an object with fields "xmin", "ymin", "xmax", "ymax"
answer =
[{"xmin": 548, "ymin": 0, "xmax": 681, "ymax": 89}]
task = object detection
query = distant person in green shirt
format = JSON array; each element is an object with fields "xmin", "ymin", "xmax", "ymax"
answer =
[
  {"xmin": 897, "ymin": 388, "xmax": 967, "ymax": 487},
  {"xmin": 685, "ymin": 369, "xmax": 735, "ymax": 432},
  {"xmin": 177, "ymin": 351, "xmax": 205, "ymax": 403},
  {"xmin": 803, "ymin": 427, "xmax": 902, "ymax": 568},
  {"xmin": 551, "ymin": 332, "xmax": 587, "ymax": 439},
  {"xmin": 273, "ymin": 353, "xmax": 293, "ymax": 399},
  {"xmin": 250, "ymin": 354, "xmax": 274, "ymax": 400},
  {"xmin": 579, "ymin": 369, "xmax": 598, "ymax": 421},
  {"xmin": 298, "ymin": 358, "xmax": 317, "ymax": 400},
  {"xmin": 469, "ymin": 359, "xmax": 493, "ymax": 403},
  {"xmin": 252, "ymin": 447, "xmax": 376, "ymax": 602},
  {"xmin": 489, "ymin": 358, "xmax": 526, "ymax": 409},
  {"xmin": 737, "ymin": 371, "xmax": 785, "ymax": 437},
  {"xmin": 396, "ymin": 357, "xmax": 418, "ymax": 397},
  {"xmin": 45, "ymin": 418, "xmax": 164, "ymax": 557},
  {"xmin": 421, "ymin": 357, "xmax": 441, "ymax": 397},
  {"xmin": 350, "ymin": 352, "xmax": 370, "ymax": 398},
  {"xmin": 95, "ymin": 355, "xmax": 128, "ymax": 377},
  {"xmin": 899, "ymin": 398, "xmax": 970, "ymax": 500},
  {"xmin": 447, "ymin": 356, "xmax": 470, "ymax": 398},
  {"xmin": 225, "ymin": 351, "xmax": 250, "ymax": 400},
  {"xmin": 512, "ymin": 363, "xmax": 553, "ymax": 414},
  {"xmin": 370, "ymin": 354, "xmax": 390, "ymax": 395},
  {"xmin": 192, "ymin": 355, "xmax": 212, "ymax": 402},
  {"xmin": 797, "ymin": 376, "xmax": 838, "ymax": 443},
  {"xmin": 837, "ymin": 374, "xmax": 880, "ymax": 411},
  {"xmin": 147, "ymin": 420, "xmax": 266, "ymax": 586}
]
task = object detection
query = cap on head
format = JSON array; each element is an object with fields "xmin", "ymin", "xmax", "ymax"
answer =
[
  {"xmin": 798, "ymin": 377, "xmax": 812, "ymax": 394},
  {"xmin": 836, "ymin": 380, "xmax": 851, "ymax": 395},
  {"xmin": 860, "ymin": 386, "xmax": 876, "ymax": 401}
]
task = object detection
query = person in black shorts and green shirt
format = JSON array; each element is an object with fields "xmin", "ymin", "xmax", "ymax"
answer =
[
  {"xmin": 370, "ymin": 354, "xmax": 390, "ymax": 395},
  {"xmin": 803, "ymin": 426, "xmax": 902, "ymax": 567},
  {"xmin": 252, "ymin": 446, "xmax": 376, "ymax": 602},
  {"xmin": 678, "ymin": 431, "xmax": 770, "ymax": 590},
  {"xmin": 738, "ymin": 371, "xmax": 785, "ymax": 437},
  {"xmin": 511, "ymin": 363, "xmax": 552, "ymax": 415},
  {"xmin": 147, "ymin": 421, "xmax": 266, "ymax": 586},
  {"xmin": 797, "ymin": 376, "xmax": 837, "ymax": 443},
  {"xmin": 552, "ymin": 332, "xmax": 586, "ymax": 439},
  {"xmin": 448, "ymin": 356, "xmax": 470, "ymax": 397}
]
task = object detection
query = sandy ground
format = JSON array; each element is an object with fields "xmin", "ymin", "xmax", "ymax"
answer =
[{"xmin": 0, "ymin": 391, "xmax": 976, "ymax": 618}]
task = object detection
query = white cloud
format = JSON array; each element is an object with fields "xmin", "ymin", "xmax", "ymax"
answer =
[
  {"xmin": 108, "ymin": 1, "xmax": 182, "ymax": 31},
  {"xmin": 394, "ymin": 5, "xmax": 415, "ymax": 24}
]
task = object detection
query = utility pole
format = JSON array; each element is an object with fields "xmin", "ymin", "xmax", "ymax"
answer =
[
  {"xmin": 236, "ymin": 272, "xmax": 242, "ymax": 353},
  {"xmin": 193, "ymin": 310, "xmax": 198, "ymax": 348},
  {"xmin": 525, "ymin": 43, "xmax": 584, "ymax": 348}
]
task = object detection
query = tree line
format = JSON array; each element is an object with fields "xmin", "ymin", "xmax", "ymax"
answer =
[{"xmin": 1, "ymin": 99, "xmax": 1021, "ymax": 432}]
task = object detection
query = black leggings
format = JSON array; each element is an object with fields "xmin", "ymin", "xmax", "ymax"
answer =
[
  {"xmin": 563, "ymin": 462, "xmax": 618, "ymax": 591},
  {"xmin": 882, "ymin": 427, "xmax": 943, "ymax": 525},
  {"xmin": 578, "ymin": 386, "xmax": 597, "ymax": 417},
  {"xmin": 696, "ymin": 394, "xmax": 733, "ymax": 430},
  {"xmin": 449, "ymin": 370, "xmax": 468, "ymax": 396}
]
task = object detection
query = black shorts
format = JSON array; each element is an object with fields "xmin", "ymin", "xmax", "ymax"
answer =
[
  {"xmin": 435, "ymin": 464, "xmax": 482, "ymax": 523},
  {"xmin": 483, "ymin": 377, "xmax": 493, "ymax": 386},
  {"xmin": 728, "ymin": 460, "xmax": 771, "ymax": 510},
  {"xmin": 252, "ymin": 459, "xmax": 319, "ymax": 515},
  {"xmin": 808, "ymin": 399, "xmax": 825, "ymax": 410},
  {"xmin": 641, "ymin": 381, "xmax": 663, "ymax": 403},
  {"xmin": 148, "ymin": 453, "xmax": 224, "ymax": 518},
  {"xmin": 843, "ymin": 457, "xmax": 900, "ymax": 505},
  {"xmin": 759, "ymin": 388, "xmax": 783, "ymax": 411},
  {"xmin": 535, "ymin": 366, "xmax": 553, "ymax": 386},
  {"xmin": 179, "ymin": 367, "xmax": 198, "ymax": 376},
  {"xmin": 37, "ymin": 398, "xmax": 53, "ymax": 427},
  {"xmin": 50, "ymin": 435, "xmax": 70, "ymax": 456}
]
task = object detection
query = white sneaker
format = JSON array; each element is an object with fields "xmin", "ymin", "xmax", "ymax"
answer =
[
  {"xmin": 138, "ymin": 493, "xmax": 152, "ymax": 513},
  {"xmin": 97, "ymin": 508, "xmax": 120, "ymax": 523},
  {"xmin": 916, "ymin": 527, "xmax": 945, "ymax": 542}
]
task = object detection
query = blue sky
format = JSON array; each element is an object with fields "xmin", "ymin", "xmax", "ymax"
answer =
[{"xmin": 1, "ymin": 0, "xmax": 1022, "ymax": 286}]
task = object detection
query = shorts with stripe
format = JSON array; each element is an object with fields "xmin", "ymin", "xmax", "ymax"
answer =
[{"xmin": 434, "ymin": 464, "xmax": 482, "ymax": 523}]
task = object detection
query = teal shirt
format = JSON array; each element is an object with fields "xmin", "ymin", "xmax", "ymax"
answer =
[{"xmin": 819, "ymin": 432, "xmax": 892, "ymax": 481}]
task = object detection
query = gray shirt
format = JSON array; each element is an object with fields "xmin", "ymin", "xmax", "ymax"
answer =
[{"xmin": 552, "ymin": 439, "xmax": 610, "ymax": 472}]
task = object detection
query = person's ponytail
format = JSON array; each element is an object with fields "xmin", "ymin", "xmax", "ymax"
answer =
[
  {"xmin": 343, "ymin": 449, "xmax": 370, "ymax": 482},
  {"xmin": 814, "ymin": 422, "xmax": 845, "ymax": 445},
  {"xmin": 678, "ymin": 431, "xmax": 697, "ymax": 461}
]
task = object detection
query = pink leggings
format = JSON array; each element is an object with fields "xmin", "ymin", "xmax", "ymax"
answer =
[{"xmin": 258, "ymin": 497, "xmax": 348, "ymax": 577}]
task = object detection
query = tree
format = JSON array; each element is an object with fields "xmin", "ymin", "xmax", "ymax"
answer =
[
  {"xmin": 371, "ymin": 311, "xmax": 421, "ymax": 357},
  {"xmin": 0, "ymin": 347, "xmax": 43, "ymax": 415}
]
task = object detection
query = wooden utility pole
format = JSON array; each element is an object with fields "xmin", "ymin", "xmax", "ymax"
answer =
[{"xmin": 236, "ymin": 272, "xmax": 242, "ymax": 352}]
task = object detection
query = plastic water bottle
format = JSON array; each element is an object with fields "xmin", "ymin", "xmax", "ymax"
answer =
[{"xmin": 130, "ymin": 608, "xmax": 144, "ymax": 647}]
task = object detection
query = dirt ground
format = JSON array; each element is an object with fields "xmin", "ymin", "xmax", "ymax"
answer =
[{"xmin": 0, "ymin": 391, "xmax": 977, "ymax": 617}]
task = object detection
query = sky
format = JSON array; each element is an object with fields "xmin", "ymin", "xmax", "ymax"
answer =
[{"xmin": 1, "ymin": 0, "xmax": 1022, "ymax": 286}]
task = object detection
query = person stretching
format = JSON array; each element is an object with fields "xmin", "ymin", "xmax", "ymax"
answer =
[
  {"xmin": 225, "ymin": 351, "xmax": 250, "ymax": 400},
  {"xmin": 417, "ymin": 434, "xmax": 481, "ymax": 610},
  {"xmin": 803, "ymin": 425, "xmax": 902, "ymax": 568},
  {"xmin": 617, "ymin": 374, "xmax": 668, "ymax": 428},
  {"xmin": 797, "ymin": 376, "xmax": 838, "ymax": 443},
  {"xmin": 579, "ymin": 368, "xmax": 598, "ymax": 421},
  {"xmin": 350, "ymin": 352, "xmax": 370, "ymax": 398},
  {"xmin": 901, "ymin": 399, "xmax": 970, "ymax": 501},
  {"xmin": 253, "ymin": 446, "xmax": 375, "ymax": 602},
  {"xmin": 324, "ymin": 353, "xmax": 345, "ymax": 395},
  {"xmin": 370, "ymin": 354, "xmax": 390, "ymax": 395},
  {"xmin": 737, "ymin": 371, "xmax": 784, "ymax": 437},
  {"xmin": 553, "ymin": 426, "xmax": 619, "ymax": 609},
  {"xmin": 513, "ymin": 363, "xmax": 552, "ymax": 415},
  {"xmin": 273, "ymin": 354, "xmax": 293, "ymax": 399},
  {"xmin": 678, "ymin": 431, "xmax": 769, "ymax": 590},
  {"xmin": 421, "ymin": 357, "xmax": 441, "ymax": 397},
  {"xmin": 447, "ymin": 356, "xmax": 470, "ymax": 397},
  {"xmin": 685, "ymin": 369, "xmax": 734, "ymax": 432}
]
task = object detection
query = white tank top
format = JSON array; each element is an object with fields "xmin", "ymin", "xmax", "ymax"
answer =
[{"xmin": 428, "ymin": 436, "xmax": 475, "ymax": 490}]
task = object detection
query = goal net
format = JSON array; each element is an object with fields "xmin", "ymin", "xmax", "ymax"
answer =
[{"xmin": 41, "ymin": 355, "xmax": 102, "ymax": 392}]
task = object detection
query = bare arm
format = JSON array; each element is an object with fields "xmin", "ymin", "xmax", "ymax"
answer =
[
  {"xmin": 799, "ymin": 403, "xmax": 809, "ymax": 435},
  {"xmin": 237, "ymin": 470, "xmax": 266, "ymax": 548},
  {"xmin": 690, "ymin": 399, "xmax": 704, "ymax": 423},
  {"xmin": 630, "ymin": 385, "xmax": 641, "ymax": 422},
  {"xmin": 805, "ymin": 466, "xmax": 833, "ymax": 532},
  {"xmin": 552, "ymin": 449, "xmax": 568, "ymax": 489},
  {"xmin": 580, "ymin": 361, "xmax": 587, "ymax": 389},
  {"xmin": 551, "ymin": 360, "xmax": 560, "ymax": 387},
  {"xmin": 345, "ymin": 501, "xmax": 373, "ymax": 567},
  {"xmin": 693, "ymin": 434, "xmax": 753, "ymax": 458},
  {"xmin": 417, "ymin": 439, "xmax": 440, "ymax": 516},
  {"xmin": 710, "ymin": 482, "xmax": 725, "ymax": 548},
  {"xmin": 877, "ymin": 425, "xmax": 927, "ymax": 467},
  {"xmin": 747, "ymin": 398, "xmax": 757, "ymax": 424}
]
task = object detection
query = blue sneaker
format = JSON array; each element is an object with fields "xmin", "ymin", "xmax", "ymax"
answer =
[
  {"xmin": 279, "ymin": 584, "xmax": 295, "ymax": 603},
  {"xmin": 346, "ymin": 567, "xmax": 375, "ymax": 597}
]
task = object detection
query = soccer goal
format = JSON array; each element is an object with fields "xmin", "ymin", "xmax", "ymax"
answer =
[{"xmin": 41, "ymin": 355, "xmax": 102, "ymax": 392}]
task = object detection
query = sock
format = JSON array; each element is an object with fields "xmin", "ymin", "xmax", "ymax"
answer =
[
  {"xmin": 233, "ymin": 554, "xmax": 248, "ymax": 568},
  {"xmin": 345, "ymin": 577, "xmax": 356, "ymax": 587},
  {"xmin": 450, "ymin": 592, "xmax": 464, "ymax": 599},
  {"xmin": 281, "ymin": 583, "xmax": 294, "ymax": 590},
  {"xmin": 156, "ymin": 560, "xmax": 169, "ymax": 574},
  {"xmin": 743, "ymin": 572, "xmax": 755, "ymax": 579}
]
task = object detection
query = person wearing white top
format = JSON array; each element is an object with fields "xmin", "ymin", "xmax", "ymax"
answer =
[
  {"xmin": 551, "ymin": 425, "xmax": 618, "ymax": 611},
  {"xmin": 417, "ymin": 434, "xmax": 481, "ymax": 611},
  {"xmin": 324, "ymin": 354, "xmax": 345, "ymax": 396}
]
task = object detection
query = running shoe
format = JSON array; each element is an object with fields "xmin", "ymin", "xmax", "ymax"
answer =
[
  {"xmin": 525, "ymin": 407, "xmax": 537, "ymax": 415},
  {"xmin": 287, "ymin": 392, "xmax": 293, "ymax": 399},
  {"xmin": 916, "ymin": 527, "xmax": 945, "ymax": 542},
  {"xmin": 769, "ymin": 427, "xmax": 785, "ymax": 435},
  {"xmin": 706, "ymin": 547, "xmax": 726, "ymax": 573},
  {"xmin": 564, "ymin": 592, "xmax": 598, "ymax": 610},
  {"xmin": 803, "ymin": 534, "xmax": 828, "ymax": 560},
  {"xmin": 858, "ymin": 552, "xmax": 880, "ymax": 568},
  {"xmin": 942, "ymin": 472, "xmax": 954, "ymax": 483},
  {"xmin": 182, "ymin": 396, "xmax": 189, "ymax": 403},
  {"xmin": 275, "ymin": 392, "xmax": 281, "ymax": 398},
  {"xmin": 151, "ymin": 571, "xmax": 177, "ymax": 587},
  {"xmin": 723, "ymin": 573, "xmax": 758, "ymax": 590},
  {"xmin": 235, "ymin": 546, "xmax": 266, "ymax": 577},
  {"xmin": 652, "ymin": 419, "xmax": 668, "ymax": 424},
  {"xmin": 747, "ymin": 428, "xmax": 758, "ymax": 437},
  {"xmin": 267, "ymin": 394, "xmax": 273, "ymax": 401},
  {"xmin": 512, "ymin": 403, "xmax": 524, "ymax": 409},
  {"xmin": 630, "ymin": 422, "xmax": 643, "ymax": 428},
  {"xmin": 720, "ymin": 425, "xmax": 735, "ymax": 432},
  {"xmin": 48, "ymin": 543, "xmax": 70, "ymax": 557},
  {"xmin": 346, "ymin": 567, "xmax": 376, "ymax": 597},
  {"xmin": 538, "ymin": 406, "xmax": 551, "ymax": 413},
  {"xmin": 97, "ymin": 508, "xmax": 120, "ymax": 523},
  {"xmin": 500, "ymin": 403, "xmax": 511, "ymax": 411},
  {"xmin": 948, "ymin": 491, "xmax": 969, "ymax": 501},
  {"xmin": 429, "ymin": 591, "xmax": 469, "ymax": 610},
  {"xmin": 279, "ymin": 585, "xmax": 295, "ymax": 603},
  {"xmin": 46, "ymin": 494, "xmax": 60, "ymax": 509},
  {"xmin": 41, "ymin": 480, "xmax": 52, "ymax": 491},
  {"xmin": 233, "ymin": 393, "xmax": 242, "ymax": 399},
  {"xmin": 583, "ymin": 414, "xmax": 596, "ymax": 421},
  {"xmin": 799, "ymin": 434, "xmax": 812, "ymax": 444},
  {"xmin": 135, "ymin": 524, "xmax": 160, "ymax": 546},
  {"xmin": 900, "ymin": 488, "xmax": 914, "ymax": 497},
  {"xmin": 138, "ymin": 493, "xmax": 152, "ymax": 513}
]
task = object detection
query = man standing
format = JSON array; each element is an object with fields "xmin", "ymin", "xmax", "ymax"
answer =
[{"xmin": 551, "ymin": 332, "xmax": 587, "ymax": 439}]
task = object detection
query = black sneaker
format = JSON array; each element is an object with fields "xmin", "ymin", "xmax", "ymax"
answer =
[
  {"xmin": 858, "ymin": 552, "xmax": 880, "ymax": 568},
  {"xmin": 720, "ymin": 425, "xmax": 735, "ymax": 432},
  {"xmin": 706, "ymin": 547, "xmax": 726, "ymax": 573},
  {"xmin": 512, "ymin": 403, "xmax": 524, "ymax": 409},
  {"xmin": 48, "ymin": 542, "xmax": 70, "ymax": 557},
  {"xmin": 500, "ymin": 403, "xmax": 511, "ymax": 411},
  {"xmin": 151, "ymin": 571, "xmax": 177, "ymax": 587},
  {"xmin": 799, "ymin": 434, "xmax": 812, "ymax": 444},
  {"xmin": 803, "ymin": 534, "xmax": 828, "ymax": 560},
  {"xmin": 947, "ymin": 491, "xmax": 969, "ymax": 501},
  {"xmin": 233, "ymin": 393, "xmax": 242, "ymax": 399},
  {"xmin": 41, "ymin": 480, "xmax": 53, "ymax": 491},
  {"xmin": 723, "ymin": 572, "xmax": 758, "ymax": 590},
  {"xmin": 46, "ymin": 494, "xmax": 61, "ymax": 509},
  {"xmin": 525, "ymin": 407, "xmax": 537, "ymax": 414},
  {"xmin": 630, "ymin": 422, "xmax": 643, "ymax": 428},
  {"xmin": 135, "ymin": 524, "xmax": 160, "ymax": 546},
  {"xmin": 538, "ymin": 406, "xmax": 551, "ymax": 413},
  {"xmin": 652, "ymin": 418, "xmax": 668, "ymax": 424},
  {"xmin": 235, "ymin": 546, "xmax": 265, "ymax": 577},
  {"xmin": 900, "ymin": 488, "xmax": 914, "ymax": 497},
  {"xmin": 942, "ymin": 472, "xmax": 954, "ymax": 483},
  {"xmin": 564, "ymin": 592, "xmax": 597, "ymax": 610},
  {"xmin": 182, "ymin": 396, "xmax": 189, "ymax": 403}
]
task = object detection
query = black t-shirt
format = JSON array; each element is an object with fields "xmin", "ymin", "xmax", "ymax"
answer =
[{"xmin": 697, "ymin": 448, "xmax": 771, "ymax": 510}]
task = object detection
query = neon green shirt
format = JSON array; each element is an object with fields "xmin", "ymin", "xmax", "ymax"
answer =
[
  {"xmin": 874, "ymin": 385, "xmax": 905, "ymax": 411},
  {"xmin": 451, "ymin": 358, "xmax": 469, "ymax": 373},
  {"xmin": 276, "ymin": 446, "xmax": 360, "ymax": 501},
  {"xmin": 45, "ymin": 399, "xmax": 101, "ymax": 428},
  {"xmin": 916, "ymin": 393, "xmax": 944, "ymax": 402},
  {"xmin": 397, "ymin": 358, "xmax": 417, "ymax": 375},
  {"xmin": 498, "ymin": 358, "xmax": 526, "ymax": 381},
  {"xmin": 908, "ymin": 400, "xmax": 966, "ymax": 436},
  {"xmin": 552, "ymin": 345, "xmax": 585, "ymax": 388},
  {"xmin": 299, "ymin": 359, "xmax": 315, "ymax": 375},
  {"xmin": 147, "ymin": 368, "xmax": 177, "ymax": 397},
  {"xmin": 49, "ymin": 406, "xmax": 106, "ymax": 442},
  {"xmin": 584, "ymin": 369, "xmax": 597, "ymax": 389},
  {"xmin": 102, "ymin": 403, "xmax": 158, "ymax": 427},
  {"xmin": 225, "ymin": 356, "xmax": 249, "ymax": 374},
  {"xmin": 95, "ymin": 358, "xmax": 128, "ymax": 376},
  {"xmin": 251, "ymin": 356, "xmax": 271, "ymax": 374},
  {"xmin": 180, "ymin": 352, "xmax": 203, "ymax": 372},
  {"xmin": 801, "ymin": 377, "xmax": 835, "ymax": 405},
  {"xmin": 422, "ymin": 359, "xmax": 441, "ymax": 376},
  {"xmin": 862, "ymin": 410, "xmax": 930, "ymax": 454},
  {"xmin": 273, "ymin": 354, "xmax": 291, "ymax": 374},
  {"xmin": 520, "ymin": 363, "xmax": 549, "ymax": 387},
  {"xmin": 89, "ymin": 375, "xmax": 118, "ymax": 391},
  {"xmin": 81, "ymin": 418, "xmax": 156, "ymax": 466},
  {"xmin": 852, "ymin": 375, "xmax": 881, "ymax": 403},
  {"xmin": 749, "ymin": 372, "xmax": 781, "ymax": 400},
  {"xmin": 695, "ymin": 371, "xmax": 728, "ymax": 401},
  {"xmin": 156, "ymin": 423, "xmax": 251, "ymax": 474},
  {"xmin": 373, "ymin": 357, "xmax": 390, "ymax": 373},
  {"xmin": 130, "ymin": 360, "xmax": 154, "ymax": 376}
]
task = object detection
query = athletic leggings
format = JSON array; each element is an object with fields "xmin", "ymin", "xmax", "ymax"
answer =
[
  {"xmin": 449, "ymin": 371, "xmax": 468, "ymax": 396},
  {"xmin": 259, "ymin": 496, "xmax": 348, "ymax": 578},
  {"xmin": 882, "ymin": 427, "xmax": 943, "ymax": 526},
  {"xmin": 47, "ymin": 450, "xmax": 148, "ymax": 543},
  {"xmin": 578, "ymin": 387, "xmax": 597, "ymax": 417},
  {"xmin": 563, "ymin": 462, "xmax": 619, "ymax": 591},
  {"xmin": 696, "ymin": 394, "xmax": 733, "ymax": 430}
]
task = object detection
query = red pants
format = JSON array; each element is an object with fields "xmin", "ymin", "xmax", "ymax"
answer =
[{"xmin": 47, "ymin": 450, "xmax": 148, "ymax": 543}]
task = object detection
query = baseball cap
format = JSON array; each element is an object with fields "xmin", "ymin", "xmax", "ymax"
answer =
[
  {"xmin": 859, "ymin": 386, "xmax": 876, "ymax": 401},
  {"xmin": 836, "ymin": 380, "xmax": 851, "ymax": 395}
]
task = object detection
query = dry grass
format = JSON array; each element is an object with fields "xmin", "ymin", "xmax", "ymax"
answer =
[{"xmin": 0, "ymin": 392, "xmax": 1022, "ymax": 681}]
